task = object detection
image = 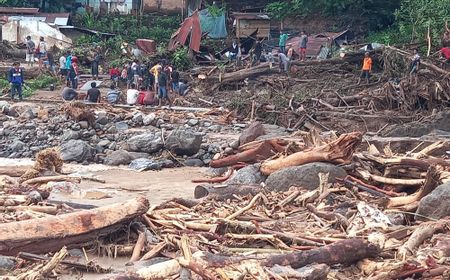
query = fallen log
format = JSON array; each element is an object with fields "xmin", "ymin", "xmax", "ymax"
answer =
[
  {"xmin": 261, "ymin": 132, "xmax": 362, "ymax": 175},
  {"xmin": 22, "ymin": 175, "xmax": 81, "ymax": 185},
  {"xmin": 0, "ymin": 197, "xmax": 149, "ymax": 255},
  {"xmin": 194, "ymin": 184, "xmax": 265, "ymax": 200},
  {"xmin": 398, "ymin": 221, "xmax": 446, "ymax": 258},
  {"xmin": 0, "ymin": 166, "xmax": 29, "ymax": 177},
  {"xmin": 210, "ymin": 140, "xmax": 276, "ymax": 168},
  {"xmin": 262, "ymin": 238, "xmax": 379, "ymax": 268},
  {"xmin": 387, "ymin": 165, "xmax": 440, "ymax": 208}
]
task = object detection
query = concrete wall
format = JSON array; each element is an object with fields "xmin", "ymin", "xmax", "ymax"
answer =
[{"xmin": 143, "ymin": 0, "xmax": 184, "ymax": 14}]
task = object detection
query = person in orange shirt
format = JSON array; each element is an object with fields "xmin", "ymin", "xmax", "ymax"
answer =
[{"xmin": 358, "ymin": 52, "xmax": 372, "ymax": 85}]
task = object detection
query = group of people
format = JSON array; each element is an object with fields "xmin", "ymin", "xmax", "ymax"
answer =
[{"xmin": 61, "ymin": 58, "xmax": 190, "ymax": 108}]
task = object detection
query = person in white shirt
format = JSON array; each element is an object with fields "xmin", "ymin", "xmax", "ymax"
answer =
[
  {"xmin": 126, "ymin": 83, "xmax": 139, "ymax": 105},
  {"xmin": 38, "ymin": 37, "xmax": 47, "ymax": 70},
  {"xmin": 59, "ymin": 55, "xmax": 67, "ymax": 81}
]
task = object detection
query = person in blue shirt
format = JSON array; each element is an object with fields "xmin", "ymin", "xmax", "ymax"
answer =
[
  {"xmin": 8, "ymin": 62, "xmax": 24, "ymax": 101},
  {"xmin": 279, "ymin": 30, "xmax": 288, "ymax": 54}
]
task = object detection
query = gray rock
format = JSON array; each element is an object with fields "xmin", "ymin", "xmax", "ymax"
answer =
[
  {"xmin": 104, "ymin": 150, "xmax": 134, "ymax": 166},
  {"xmin": 187, "ymin": 119, "xmax": 199, "ymax": 126},
  {"xmin": 226, "ymin": 164, "xmax": 266, "ymax": 184},
  {"xmin": 208, "ymin": 125, "xmax": 222, "ymax": 132},
  {"xmin": 78, "ymin": 121, "xmax": 89, "ymax": 129},
  {"xmin": 224, "ymin": 147, "xmax": 234, "ymax": 155},
  {"xmin": 132, "ymin": 113, "xmax": 144, "ymax": 124},
  {"xmin": 165, "ymin": 128, "xmax": 202, "ymax": 156},
  {"xmin": 184, "ymin": 158, "xmax": 204, "ymax": 167},
  {"xmin": 416, "ymin": 182, "xmax": 450, "ymax": 220},
  {"xmin": 0, "ymin": 255, "xmax": 17, "ymax": 270},
  {"xmin": 96, "ymin": 116, "xmax": 109, "ymax": 125},
  {"xmin": 60, "ymin": 140, "xmax": 94, "ymax": 162},
  {"xmin": 143, "ymin": 113, "xmax": 156, "ymax": 126},
  {"xmin": 115, "ymin": 121, "xmax": 129, "ymax": 131},
  {"xmin": 107, "ymin": 125, "xmax": 118, "ymax": 134},
  {"xmin": 229, "ymin": 139, "xmax": 240, "ymax": 149},
  {"xmin": 0, "ymin": 101, "xmax": 10, "ymax": 113},
  {"xmin": 203, "ymin": 121, "xmax": 211, "ymax": 127},
  {"xmin": 8, "ymin": 140, "xmax": 25, "ymax": 153},
  {"xmin": 156, "ymin": 119, "xmax": 165, "ymax": 127},
  {"xmin": 60, "ymin": 130, "xmax": 80, "ymax": 142},
  {"xmin": 129, "ymin": 158, "xmax": 163, "ymax": 171},
  {"xmin": 98, "ymin": 139, "xmax": 111, "ymax": 147},
  {"xmin": 265, "ymin": 163, "xmax": 347, "ymax": 192},
  {"xmin": 239, "ymin": 121, "xmax": 265, "ymax": 145},
  {"xmin": 127, "ymin": 133, "xmax": 164, "ymax": 154}
]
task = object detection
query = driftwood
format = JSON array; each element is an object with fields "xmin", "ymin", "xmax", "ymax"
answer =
[
  {"xmin": 262, "ymin": 238, "xmax": 379, "ymax": 268},
  {"xmin": 22, "ymin": 175, "xmax": 81, "ymax": 185},
  {"xmin": 0, "ymin": 197, "xmax": 149, "ymax": 255},
  {"xmin": 210, "ymin": 140, "xmax": 277, "ymax": 168},
  {"xmin": 194, "ymin": 184, "xmax": 265, "ymax": 200},
  {"xmin": 398, "ymin": 221, "xmax": 446, "ymax": 258},
  {"xmin": 261, "ymin": 132, "xmax": 362, "ymax": 175},
  {"xmin": 387, "ymin": 165, "xmax": 440, "ymax": 208},
  {"xmin": 15, "ymin": 247, "xmax": 68, "ymax": 280}
]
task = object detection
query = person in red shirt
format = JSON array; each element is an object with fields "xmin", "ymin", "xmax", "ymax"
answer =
[
  {"xmin": 441, "ymin": 47, "xmax": 450, "ymax": 61},
  {"xmin": 109, "ymin": 67, "xmax": 120, "ymax": 87},
  {"xmin": 136, "ymin": 86, "xmax": 156, "ymax": 106}
]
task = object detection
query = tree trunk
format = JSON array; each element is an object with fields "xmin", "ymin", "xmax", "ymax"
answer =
[
  {"xmin": 261, "ymin": 132, "xmax": 362, "ymax": 175},
  {"xmin": 0, "ymin": 197, "xmax": 149, "ymax": 256},
  {"xmin": 262, "ymin": 238, "xmax": 380, "ymax": 268}
]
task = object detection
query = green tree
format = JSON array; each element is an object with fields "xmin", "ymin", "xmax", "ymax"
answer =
[{"xmin": 396, "ymin": 0, "xmax": 450, "ymax": 43}]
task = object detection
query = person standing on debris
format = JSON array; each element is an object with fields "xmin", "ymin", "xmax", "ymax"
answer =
[
  {"xmin": 25, "ymin": 36, "xmax": 35, "ymax": 67},
  {"xmin": 251, "ymin": 39, "xmax": 263, "ymax": 66},
  {"xmin": 109, "ymin": 66, "xmax": 120, "ymax": 87},
  {"xmin": 279, "ymin": 30, "xmax": 288, "ymax": 54},
  {"xmin": 106, "ymin": 84, "xmax": 122, "ymax": 104},
  {"xmin": 85, "ymin": 82, "xmax": 101, "ymax": 103},
  {"xmin": 177, "ymin": 80, "xmax": 191, "ymax": 96},
  {"xmin": 230, "ymin": 39, "xmax": 239, "ymax": 60},
  {"xmin": 157, "ymin": 67, "xmax": 172, "ymax": 108},
  {"xmin": 410, "ymin": 49, "xmax": 420, "ymax": 86},
  {"xmin": 65, "ymin": 51, "xmax": 72, "ymax": 86},
  {"xmin": 8, "ymin": 62, "xmax": 24, "ymax": 101},
  {"xmin": 126, "ymin": 83, "xmax": 139, "ymax": 105},
  {"xmin": 236, "ymin": 42, "xmax": 243, "ymax": 67},
  {"xmin": 298, "ymin": 31, "xmax": 308, "ymax": 61},
  {"xmin": 126, "ymin": 62, "xmax": 134, "ymax": 89},
  {"xmin": 68, "ymin": 56, "xmax": 79, "ymax": 89},
  {"xmin": 58, "ymin": 53, "xmax": 67, "ymax": 81},
  {"xmin": 131, "ymin": 61, "xmax": 141, "ymax": 89},
  {"xmin": 37, "ymin": 37, "xmax": 47, "ymax": 71},
  {"xmin": 170, "ymin": 66, "xmax": 180, "ymax": 93},
  {"xmin": 61, "ymin": 86, "xmax": 78, "ymax": 101},
  {"xmin": 357, "ymin": 52, "xmax": 372, "ymax": 85},
  {"xmin": 45, "ymin": 52, "xmax": 56, "ymax": 75},
  {"xmin": 91, "ymin": 50, "xmax": 101, "ymax": 80},
  {"xmin": 150, "ymin": 63, "xmax": 162, "ymax": 92}
]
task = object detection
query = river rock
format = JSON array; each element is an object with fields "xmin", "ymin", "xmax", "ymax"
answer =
[
  {"xmin": 60, "ymin": 140, "xmax": 94, "ymax": 162},
  {"xmin": 143, "ymin": 113, "xmax": 156, "ymax": 126},
  {"xmin": 127, "ymin": 133, "xmax": 163, "ymax": 153},
  {"xmin": 226, "ymin": 164, "xmax": 266, "ymax": 184},
  {"xmin": 0, "ymin": 101, "xmax": 10, "ymax": 113},
  {"xmin": 60, "ymin": 130, "xmax": 80, "ymax": 142},
  {"xmin": 129, "ymin": 158, "xmax": 163, "ymax": 171},
  {"xmin": 104, "ymin": 150, "xmax": 134, "ymax": 166},
  {"xmin": 8, "ymin": 140, "xmax": 25, "ymax": 153},
  {"xmin": 239, "ymin": 121, "xmax": 265, "ymax": 145},
  {"xmin": 165, "ymin": 128, "xmax": 202, "ymax": 156},
  {"xmin": 265, "ymin": 163, "xmax": 347, "ymax": 192},
  {"xmin": 184, "ymin": 158, "xmax": 204, "ymax": 167},
  {"xmin": 416, "ymin": 182, "xmax": 450, "ymax": 220},
  {"xmin": 115, "ymin": 121, "xmax": 129, "ymax": 131}
]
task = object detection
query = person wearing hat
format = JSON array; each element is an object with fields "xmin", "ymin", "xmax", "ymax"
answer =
[{"xmin": 8, "ymin": 62, "xmax": 24, "ymax": 101}]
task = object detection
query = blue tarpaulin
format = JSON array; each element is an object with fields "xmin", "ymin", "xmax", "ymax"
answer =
[{"xmin": 197, "ymin": 9, "xmax": 227, "ymax": 39}]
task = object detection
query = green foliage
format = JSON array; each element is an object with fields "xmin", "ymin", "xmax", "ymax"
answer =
[
  {"xmin": 395, "ymin": 0, "xmax": 450, "ymax": 43},
  {"xmin": 266, "ymin": 0, "xmax": 307, "ymax": 21},
  {"xmin": 205, "ymin": 2, "xmax": 226, "ymax": 17},
  {"xmin": 171, "ymin": 47, "xmax": 191, "ymax": 71},
  {"xmin": 24, "ymin": 74, "xmax": 59, "ymax": 97}
]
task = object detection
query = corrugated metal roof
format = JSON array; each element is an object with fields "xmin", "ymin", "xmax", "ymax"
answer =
[
  {"xmin": 232, "ymin": 12, "xmax": 270, "ymax": 20},
  {"xmin": 0, "ymin": 7, "xmax": 39, "ymax": 14},
  {"xmin": 287, "ymin": 36, "xmax": 330, "ymax": 57}
]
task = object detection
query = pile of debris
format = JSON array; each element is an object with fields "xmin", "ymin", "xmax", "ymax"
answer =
[{"xmin": 0, "ymin": 124, "xmax": 449, "ymax": 279}]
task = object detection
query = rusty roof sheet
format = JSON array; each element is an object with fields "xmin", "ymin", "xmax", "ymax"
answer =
[
  {"xmin": 287, "ymin": 36, "xmax": 331, "ymax": 57},
  {"xmin": 232, "ymin": 12, "xmax": 270, "ymax": 20},
  {"xmin": 0, "ymin": 7, "xmax": 39, "ymax": 14}
]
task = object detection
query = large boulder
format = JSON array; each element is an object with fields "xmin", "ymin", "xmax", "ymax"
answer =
[
  {"xmin": 127, "ymin": 133, "xmax": 163, "ymax": 154},
  {"xmin": 165, "ymin": 128, "xmax": 202, "ymax": 156},
  {"xmin": 60, "ymin": 140, "xmax": 94, "ymax": 162},
  {"xmin": 265, "ymin": 163, "xmax": 347, "ymax": 192},
  {"xmin": 226, "ymin": 164, "xmax": 266, "ymax": 185},
  {"xmin": 416, "ymin": 183, "xmax": 450, "ymax": 220},
  {"xmin": 239, "ymin": 122, "xmax": 265, "ymax": 145}
]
